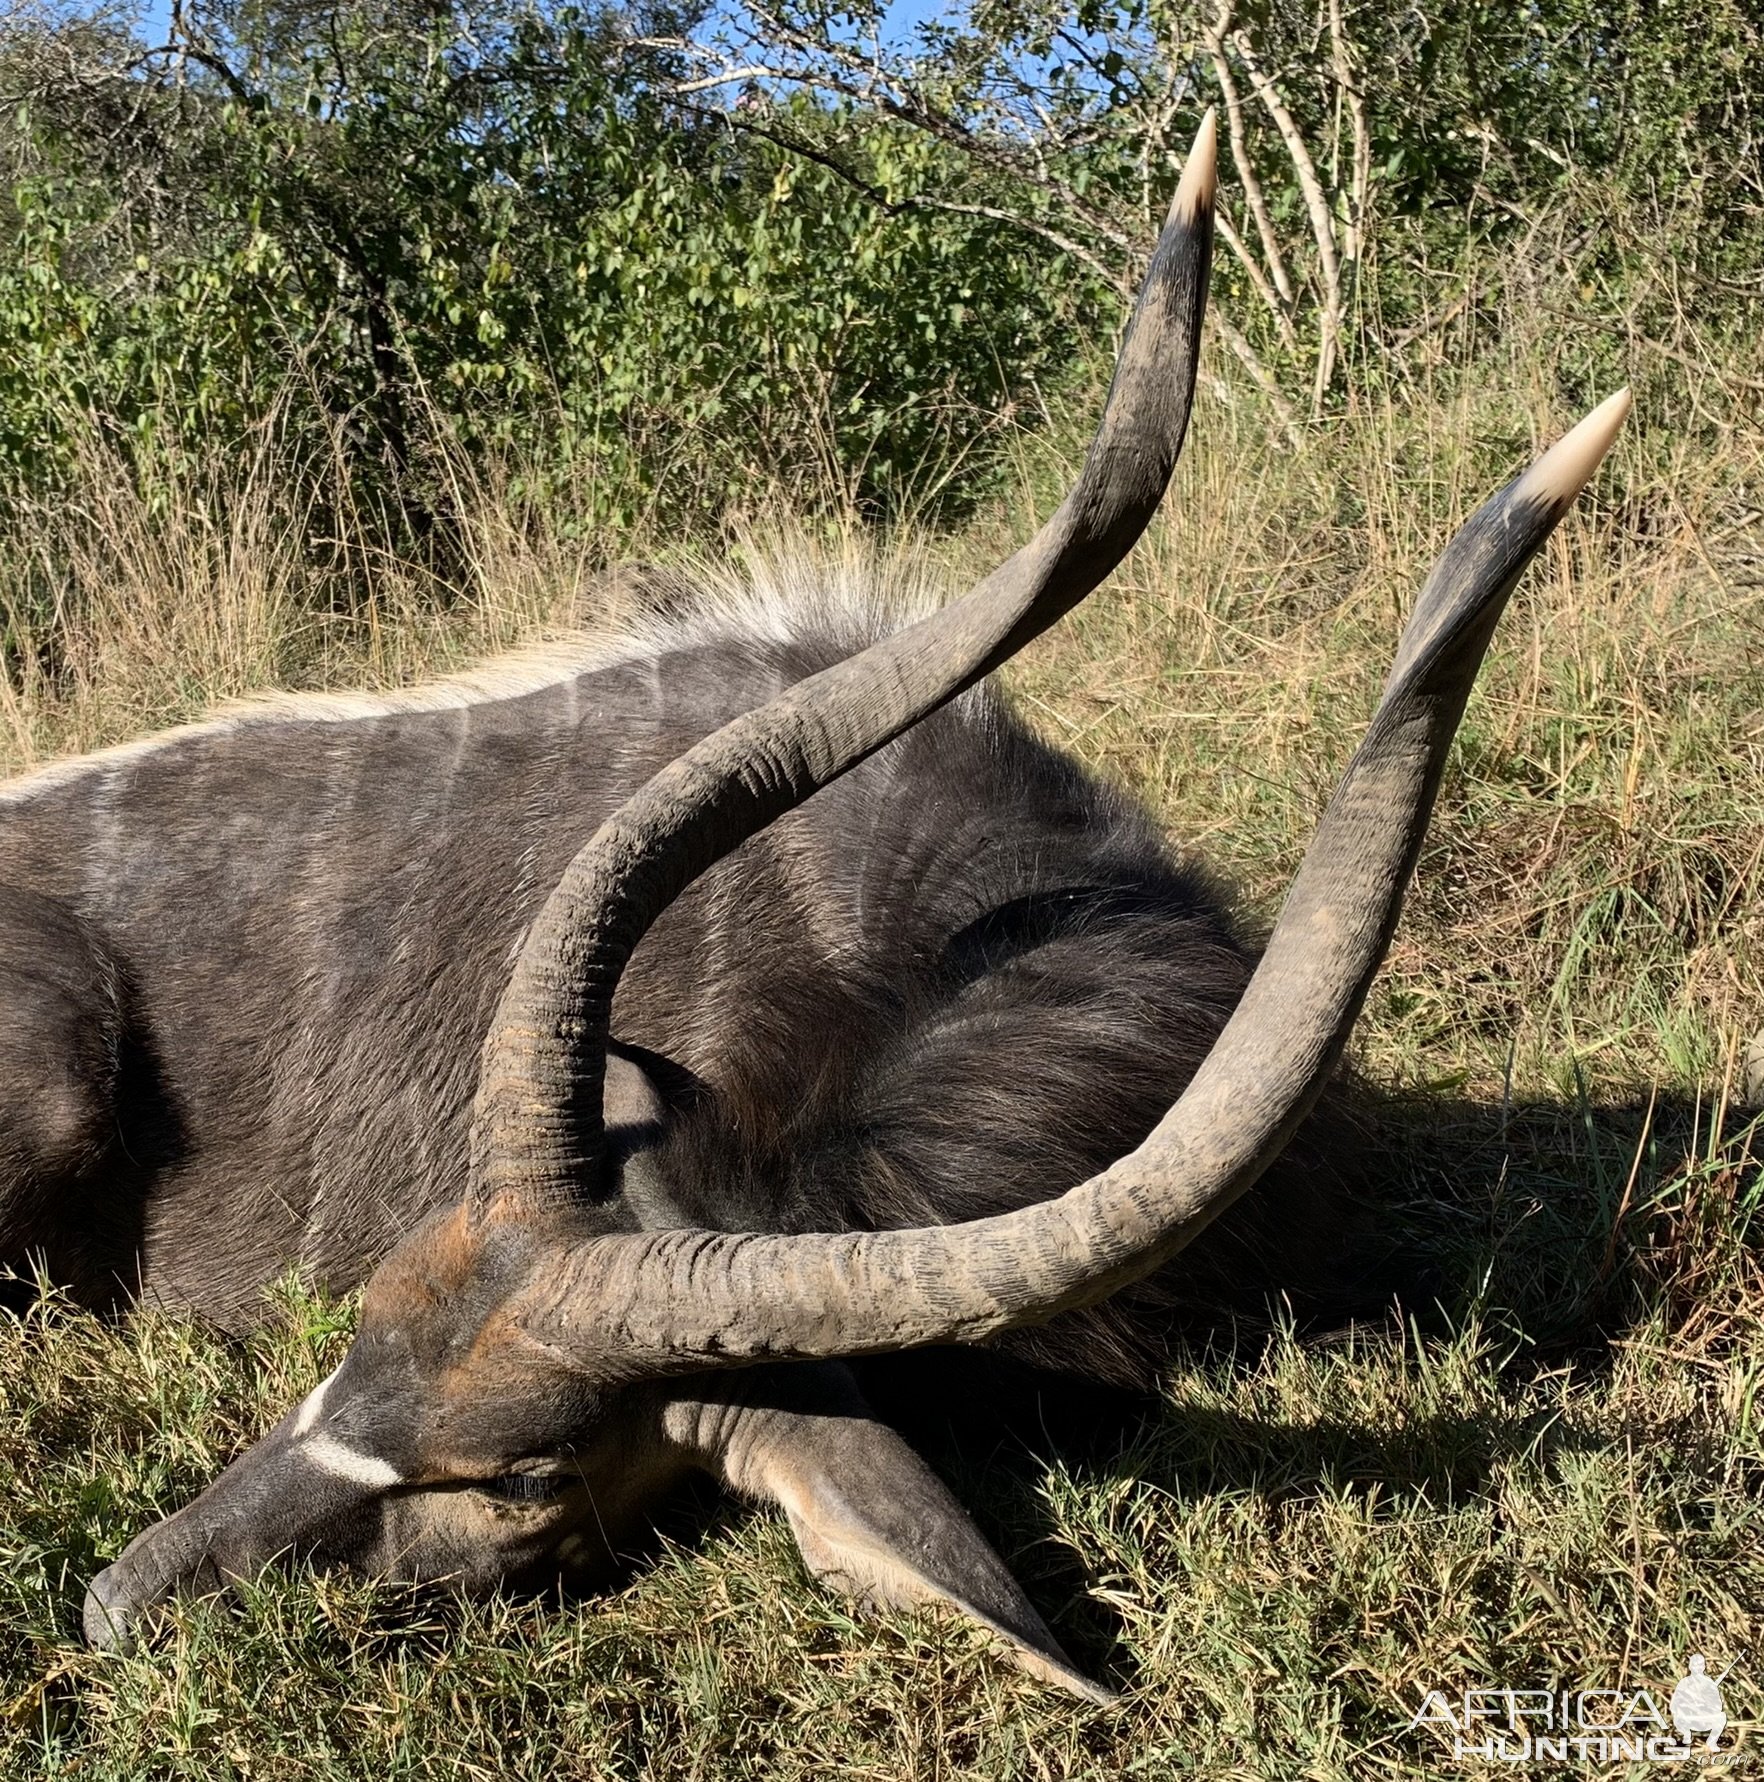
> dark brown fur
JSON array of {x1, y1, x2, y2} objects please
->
[{"x1": 0, "y1": 590, "x2": 1389, "y2": 1384}]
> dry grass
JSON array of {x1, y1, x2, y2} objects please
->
[{"x1": 2, "y1": 344, "x2": 1762, "y2": 1778}]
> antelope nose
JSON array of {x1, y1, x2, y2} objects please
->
[{"x1": 82, "y1": 1562, "x2": 144, "y2": 1653}]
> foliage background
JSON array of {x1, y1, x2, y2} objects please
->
[{"x1": 2, "y1": 0, "x2": 1759, "y2": 543}]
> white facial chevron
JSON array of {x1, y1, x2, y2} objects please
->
[
  {"x1": 300, "y1": 1433, "x2": 403, "y2": 1490},
  {"x1": 288, "y1": 1366, "x2": 402, "y2": 1487},
  {"x1": 291, "y1": 1367, "x2": 339, "y2": 1437}
]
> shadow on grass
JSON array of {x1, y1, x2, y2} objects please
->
[
  {"x1": 852, "y1": 1082, "x2": 1762, "y2": 1688},
  {"x1": 17, "y1": 1085, "x2": 1760, "y2": 1713}
]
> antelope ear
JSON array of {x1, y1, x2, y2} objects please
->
[
  {"x1": 602, "y1": 1043, "x2": 695, "y2": 1228},
  {"x1": 669, "y1": 1364, "x2": 1116, "y2": 1705},
  {"x1": 603, "y1": 1043, "x2": 668, "y2": 1137}
]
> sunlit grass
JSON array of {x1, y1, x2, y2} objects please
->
[{"x1": 2, "y1": 340, "x2": 1762, "y2": 1776}]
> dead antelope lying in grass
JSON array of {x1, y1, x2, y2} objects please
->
[{"x1": 0, "y1": 117, "x2": 1628, "y2": 1698}]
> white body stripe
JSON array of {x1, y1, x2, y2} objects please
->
[
  {"x1": 0, "y1": 540, "x2": 950, "y2": 806},
  {"x1": 0, "y1": 635, "x2": 625, "y2": 806}
]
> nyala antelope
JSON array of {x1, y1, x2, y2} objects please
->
[{"x1": 0, "y1": 117, "x2": 1629, "y2": 1698}]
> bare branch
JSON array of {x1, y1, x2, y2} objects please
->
[
  {"x1": 664, "y1": 66, "x2": 792, "y2": 97},
  {"x1": 1200, "y1": 4, "x2": 1293, "y2": 308},
  {"x1": 899, "y1": 197, "x2": 1135, "y2": 298},
  {"x1": 1214, "y1": 210, "x2": 1300, "y2": 349},
  {"x1": 677, "y1": 99, "x2": 1136, "y2": 301},
  {"x1": 1326, "y1": 0, "x2": 1371, "y2": 272},
  {"x1": 1212, "y1": 308, "x2": 1301, "y2": 441},
  {"x1": 1226, "y1": 23, "x2": 1344, "y2": 412}
]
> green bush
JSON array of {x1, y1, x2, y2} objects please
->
[{"x1": 0, "y1": 1, "x2": 1097, "y2": 549}]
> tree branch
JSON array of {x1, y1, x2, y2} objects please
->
[
  {"x1": 1227, "y1": 22, "x2": 1346, "y2": 412},
  {"x1": 1201, "y1": 3, "x2": 1293, "y2": 309}
]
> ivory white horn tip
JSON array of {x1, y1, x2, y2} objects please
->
[
  {"x1": 1519, "y1": 387, "x2": 1632, "y2": 508},
  {"x1": 1171, "y1": 109, "x2": 1219, "y2": 224}
]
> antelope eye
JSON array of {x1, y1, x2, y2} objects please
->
[{"x1": 482, "y1": 1472, "x2": 568, "y2": 1503}]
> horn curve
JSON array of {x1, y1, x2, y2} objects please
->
[
  {"x1": 514, "y1": 390, "x2": 1634, "y2": 1367},
  {"x1": 469, "y1": 111, "x2": 1221, "y2": 1215}
]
